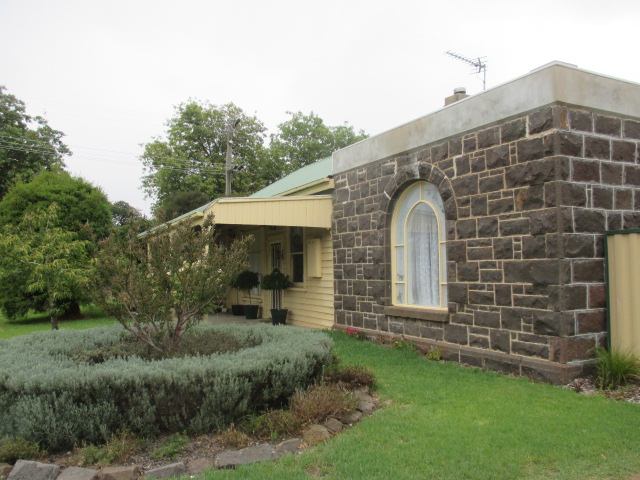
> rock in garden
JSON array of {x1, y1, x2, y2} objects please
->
[
  {"x1": 358, "y1": 401, "x2": 376, "y2": 414},
  {"x1": 186, "y1": 458, "x2": 215, "y2": 475},
  {"x1": 144, "y1": 462, "x2": 186, "y2": 479},
  {"x1": 57, "y1": 466, "x2": 100, "y2": 480},
  {"x1": 273, "y1": 438, "x2": 304, "y2": 458},
  {"x1": 352, "y1": 389, "x2": 375, "y2": 404},
  {"x1": 303, "y1": 425, "x2": 331, "y2": 446},
  {"x1": 325, "y1": 417, "x2": 345, "y2": 434},
  {"x1": 7, "y1": 460, "x2": 60, "y2": 480},
  {"x1": 338, "y1": 411, "x2": 363, "y2": 424},
  {"x1": 98, "y1": 465, "x2": 142, "y2": 480},
  {"x1": 215, "y1": 444, "x2": 274, "y2": 469}
]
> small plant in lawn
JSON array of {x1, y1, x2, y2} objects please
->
[
  {"x1": 345, "y1": 327, "x2": 366, "y2": 341},
  {"x1": 217, "y1": 425, "x2": 251, "y2": 449},
  {"x1": 149, "y1": 433, "x2": 189, "y2": 460},
  {"x1": 0, "y1": 437, "x2": 42, "y2": 465},
  {"x1": 72, "y1": 431, "x2": 143, "y2": 467},
  {"x1": 391, "y1": 334, "x2": 415, "y2": 352},
  {"x1": 426, "y1": 347, "x2": 442, "y2": 361},
  {"x1": 593, "y1": 346, "x2": 640, "y2": 390}
]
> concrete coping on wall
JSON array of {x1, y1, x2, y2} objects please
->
[{"x1": 332, "y1": 61, "x2": 640, "y2": 174}]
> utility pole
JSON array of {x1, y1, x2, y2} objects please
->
[{"x1": 225, "y1": 119, "x2": 241, "y2": 196}]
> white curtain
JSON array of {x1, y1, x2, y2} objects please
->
[{"x1": 407, "y1": 203, "x2": 439, "y2": 307}]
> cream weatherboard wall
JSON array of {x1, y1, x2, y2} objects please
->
[
  {"x1": 284, "y1": 229, "x2": 334, "y2": 329},
  {"x1": 223, "y1": 225, "x2": 334, "y2": 330}
]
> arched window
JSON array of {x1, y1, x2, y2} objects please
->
[{"x1": 391, "y1": 181, "x2": 447, "y2": 309}]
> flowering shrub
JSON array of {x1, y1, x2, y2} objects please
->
[
  {"x1": 345, "y1": 327, "x2": 366, "y2": 341},
  {"x1": 391, "y1": 334, "x2": 415, "y2": 352},
  {"x1": 92, "y1": 216, "x2": 251, "y2": 354}
]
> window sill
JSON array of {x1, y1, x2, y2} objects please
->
[{"x1": 384, "y1": 305, "x2": 449, "y2": 323}]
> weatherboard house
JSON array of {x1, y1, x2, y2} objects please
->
[{"x1": 178, "y1": 62, "x2": 640, "y2": 383}]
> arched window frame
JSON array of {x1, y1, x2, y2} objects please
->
[{"x1": 391, "y1": 181, "x2": 447, "y2": 309}]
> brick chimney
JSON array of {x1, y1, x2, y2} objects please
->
[{"x1": 444, "y1": 87, "x2": 469, "y2": 106}]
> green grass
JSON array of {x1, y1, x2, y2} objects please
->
[
  {"x1": 0, "y1": 305, "x2": 117, "y2": 339},
  {"x1": 198, "y1": 332, "x2": 640, "y2": 480}
]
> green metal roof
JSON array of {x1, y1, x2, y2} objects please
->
[{"x1": 250, "y1": 156, "x2": 332, "y2": 198}]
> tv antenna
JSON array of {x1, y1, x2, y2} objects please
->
[{"x1": 445, "y1": 51, "x2": 488, "y2": 90}]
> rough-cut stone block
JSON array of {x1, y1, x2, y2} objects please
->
[
  {"x1": 8, "y1": 461, "x2": 60, "y2": 480},
  {"x1": 573, "y1": 209, "x2": 605, "y2": 233},
  {"x1": 557, "y1": 131, "x2": 583, "y2": 156},
  {"x1": 216, "y1": 445, "x2": 275, "y2": 469},
  {"x1": 594, "y1": 114, "x2": 621, "y2": 136},
  {"x1": 444, "y1": 323, "x2": 468, "y2": 344},
  {"x1": 58, "y1": 467, "x2": 100, "y2": 480},
  {"x1": 517, "y1": 136, "x2": 553, "y2": 162},
  {"x1": 144, "y1": 463, "x2": 186, "y2": 479},
  {"x1": 502, "y1": 118, "x2": 526, "y2": 142},
  {"x1": 490, "y1": 330, "x2": 510, "y2": 352},
  {"x1": 572, "y1": 259, "x2": 604, "y2": 282},
  {"x1": 550, "y1": 337, "x2": 595, "y2": 363},
  {"x1": 569, "y1": 109, "x2": 592, "y2": 131},
  {"x1": 584, "y1": 136, "x2": 610, "y2": 160},
  {"x1": 475, "y1": 310, "x2": 500, "y2": 328},
  {"x1": 529, "y1": 107, "x2": 554, "y2": 134},
  {"x1": 335, "y1": 410, "x2": 362, "y2": 426},
  {"x1": 572, "y1": 159, "x2": 600, "y2": 182},
  {"x1": 457, "y1": 262, "x2": 479, "y2": 282},
  {"x1": 623, "y1": 119, "x2": 640, "y2": 139},
  {"x1": 186, "y1": 458, "x2": 215, "y2": 476},
  {"x1": 511, "y1": 341, "x2": 549, "y2": 359},
  {"x1": 488, "y1": 198, "x2": 514, "y2": 215},
  {"x1": 601, "y1": 162, "x2": 623, "y2": 185},
  {"x1": 98, "y1": 466, "x2": 142, "y2": 480},
  {"x1": 274, "y1": 438, "x2": 305, "y2": 458},
  {"x1": 499, "y1": 218, "x2": 529, "y2": 236},
  {"x1": 576, "y1": 311, "x2": 606, "y2": 334},
  {"x1": 477, "y1": 217, "x2": 499, "y2": 238},
  {"x1": 612, "y1": 140, "x2": 636, "y2": 162},
  {"x1": 303, "y1": 425, "x2": 331, "y2": 446}
]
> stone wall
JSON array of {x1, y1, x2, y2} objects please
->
[{"x1": 332, "y1": 103, "x2": 640, "y2": 383}]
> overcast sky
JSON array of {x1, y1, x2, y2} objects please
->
[{"x1": 1, "y1": 0, "x2": 639, "y2": 216}]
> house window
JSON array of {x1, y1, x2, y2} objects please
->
[
  {"x1": 290, "y1": 226, "x2": 304, "y2": 283},
  {"x1": 392, "y1": 181, "x2": 447, "y2": 308}
]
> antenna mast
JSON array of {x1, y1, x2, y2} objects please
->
[{"x1": 445, "y1": 50, "x2": 488, "y2": 90}]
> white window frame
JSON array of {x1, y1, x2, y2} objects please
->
[{"x1": 391, "y1": 181, "x2": 447, "y2": 309}]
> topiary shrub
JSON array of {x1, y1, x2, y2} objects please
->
[{"x1": 0, "y1": 323, "x2": 333, "y2": 451}]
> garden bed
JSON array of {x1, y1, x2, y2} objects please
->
[{"x1": 0, "y1": 323, "x2": 333, "y2": 451}]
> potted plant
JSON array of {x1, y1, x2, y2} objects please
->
[
  {"x1": 233, "y1": 270, "x2": 261, "y2": 319},
  {"x1": 230, "y1": 275, "x2": 245, "y2": 316},
  {"x1": 260, "y1": 268, "x2": 293, "y2": 325}
]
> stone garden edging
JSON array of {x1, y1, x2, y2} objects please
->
[{"x1": 1, "y1": 390, "x2": 383, "y2": 480}]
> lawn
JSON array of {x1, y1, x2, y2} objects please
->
[
  {"x1": 0, "y1": 306, "x2": 118, "y2": 339},
  {"x1": 201, "y1": 332, "x2": 640, "y2": 480}
]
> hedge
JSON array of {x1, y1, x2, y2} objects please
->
[{"x1": 0, "y1": 324, "x2": 334, "y2": 451}]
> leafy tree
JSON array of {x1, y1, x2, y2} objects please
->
[
  {"x1": 0, "y1": 204, "x2": 92, "y2": 330},
  {"x1": 141, "y1": 101, "x2": 274, "y2": 216},
  {"x1": 268, "y1": 111, "x2": 368, "y2": 175},
  {"x1": 154, "y1": 190, "x2": 211, "y2": 223},
  {"x1": 0, "y1": 170, "x2": 112, "y2": 241},
  {"x1": 92, "y1": 217, "x2": 252, "y2": 354},
  {"x1": 0, "y1": 170, "x2": 112, "y2": 319},
  {"x1": 110, "y1": 200, "x2": 144, "y2": 227},
  {"x1": 0, "y1": 86, "x2": 70, "y2": 200}
]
